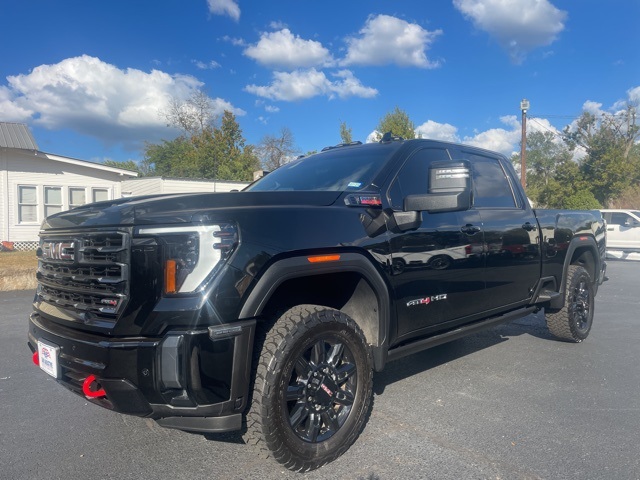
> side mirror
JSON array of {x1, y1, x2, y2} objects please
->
[
  {"x1": 404, "y1": 161, "x2": 472, "y2": 213},
  {"x1": 625, "y1": 218, "x2": 640, "y2": 227}
]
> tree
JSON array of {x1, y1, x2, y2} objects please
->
[
  {"x1": 163, "y1": 90, "x2": 217, "y2": 136},
  {"x1": 563, "y1": 190, "x2": 602, "y2": 210},
  {"x1": 257, "y1": 127, "x2": 299, "y2": 171},
  {"x1": 511, "y1": 131, "x2": 574, "y2": 205},
  {"x1": 144, "y1": 136, "x2": 196, "y2": 177},
  {"x1": 102, "y1": 159, "x2": 146, "y2": 175},
  {"x1": 215, "y1": 111, "x2": 260, "y2": 181},
  {"x1": 339, "y1": 121, "x2": 353, "y2": 144},
  {"x1": 609, "y1": 184, "x2": 640, "y2": 209},
  {"x1": 536, "y1": 159, "x2": 598, "y2": 209},
  {"x1": 144, "y1": 109, "x2": 259, "y2": 181},
  {"x1": 564, "y1": 105, "x2": 640, "y2": 205},
  {"x1": 376, "y1": 106, "x2": 416, "y2": 140}
]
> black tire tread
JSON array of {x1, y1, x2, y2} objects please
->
[
  {"x1": 243, "y1": 304, "x2": 373, "y2": 472},
  {"x1": 546, "y1": 265, "x2": 593, "y2": 342}
]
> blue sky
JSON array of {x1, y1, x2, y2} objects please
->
[{"x1": 1, "y1": 0, "x2": 638, "y2": 166}]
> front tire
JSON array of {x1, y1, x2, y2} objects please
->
[
  {"x1": 245, "y1": 305, "x2": 373, "y2": 472},
  {"x1": 546, "y1": 265, "x2": 594, "y2": 342}
]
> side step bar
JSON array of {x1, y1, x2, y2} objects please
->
[{"x1": 387, "y1": 307, "x2": 536, "y2": 363}]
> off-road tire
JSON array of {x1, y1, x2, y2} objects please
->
[
  {"x1": 546, "y1": 265, "x2": 594, "y2": 342},
  {"x1": 244, "y1": 305, "x2": 373, "y2": 472}
]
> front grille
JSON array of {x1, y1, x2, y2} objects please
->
[{"x1": 36, "y1": 231, "x2": 130, "y2": 329}]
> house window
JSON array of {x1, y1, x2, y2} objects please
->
[
  {"x1": 69, "y1": 187, "x2": 86, "y2": 208},
  {"x1": 44, "y1": 186, "x2": 62, "y2": 217},
  {"x1": 18, "y1": 185, "x2": 38, "y2": 223},
  {"x1": 92, "y1": 188, "x2": 109, "y2": 203}
]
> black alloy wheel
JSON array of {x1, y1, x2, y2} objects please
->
[
  {"x1": 285, "y1": 335, "x2": 358, "y2": 442},
  {"x1": 546, "y1": 265, "x2": 594, "y2": 342}
]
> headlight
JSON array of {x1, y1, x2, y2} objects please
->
[{"x1": 137, "y1": 224, "x2": 238, "y2": 294}]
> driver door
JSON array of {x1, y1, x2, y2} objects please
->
[{"x1": 385, "y1": 147, "x2": 486, "y2": 342}]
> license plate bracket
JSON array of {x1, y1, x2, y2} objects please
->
[{"x1": 37, "y1": 340, "x2": 60, "y2": 378}]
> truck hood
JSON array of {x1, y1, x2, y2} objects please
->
[{"x1": 41, "y1": 191, "x2": 343, "y2": 230}]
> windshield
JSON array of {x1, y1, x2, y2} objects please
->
[{"x1": 247, "y1": 143, "x2": 401, "y2": 192}]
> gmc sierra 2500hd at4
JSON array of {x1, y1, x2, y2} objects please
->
[{"x1": 28, "y1": 136, "x2": 607, "y2": 471}]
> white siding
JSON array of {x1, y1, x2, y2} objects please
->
[
  {"x1": 120, "y1": 178, "x2": 162, "y2": 197},
  {"x1": 2, "y1": 150, "x2": 249, "y2": 244},
  {"x1": 122, "y1": 178, "x2": 248, "y2": 196},
  {"x1": 3, "y1": 149, "x2": 130, "y2": 242},
  {"x1": 1, "y1": 149, "x2": 8, "y2": 241}
]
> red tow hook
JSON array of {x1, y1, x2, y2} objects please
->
[
  {"x1": 32, "y1": 351, "x2": 39, "y2": 366},
  {"x1": 82, "y1": 374, "x2": 106, "y2": 398}
]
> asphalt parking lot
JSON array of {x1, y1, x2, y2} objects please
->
[{"x1": 1, "y1": 260, "x2": 639, "y2": 479}]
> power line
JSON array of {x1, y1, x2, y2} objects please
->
[
  {"x1": 527, "y1": 118, "x2": 587, "y2": 154},
  {"x1": 531, "y1": 110, "x2": 635, "y2": 121}
]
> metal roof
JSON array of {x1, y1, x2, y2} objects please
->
[{"x1": 0, "y1": 122, "x2": 39, "y2": 150}]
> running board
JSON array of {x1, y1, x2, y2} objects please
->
[{"x1": 387, "y1": 307, "x2": 536, "y2": 363}]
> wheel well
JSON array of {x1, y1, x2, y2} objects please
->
[
  {"x1": 260, "y1": 272, "x2": 382, "y2": 349},
  {"x1": 570, "y1": 247, "x2": 596, "y2": 283}
]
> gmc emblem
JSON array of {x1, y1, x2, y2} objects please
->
[{"x1": 41, "y1": 241, "x2": 74, "y2": 261}]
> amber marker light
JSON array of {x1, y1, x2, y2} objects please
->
[
  {"x1": 307, "y1": 254, "x2": 341, "y2": 263},
  {"x1": 165, "y1": 259, "x2": 178, "y2": 294}
]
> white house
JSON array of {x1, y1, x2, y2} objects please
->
[
  {"x1": 1, "y1": 123, "x2": 138, "y2": 248},
  {"x1": 1, "y1": 123, "x2": 251, "y2": 250},
  {"x1": 121, "y1": 177, "x2": 247, "y2": 197}
]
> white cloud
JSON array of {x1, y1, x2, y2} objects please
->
[
  {"x1": 264, "y1": 105, "x2": 280, "y2": 113},
  {"x1": 582, "y1": 100, "x2": 603, "y2": 115},
  {"x1": 330, "y1": 70, "x2": 378, "y2": 99},
  {"x1": 526, "y1": 117, "x2": 560, "y2": 136},
  {"x1": 627, "y1": 86, "x2": 640, "y2": 104},
  {"x1": 222, "y1": 35, "x2": 246, "y2": 47},
  {"x1": 415, "y1": 120, "x2": 459, "y2": 142},
  {"x1": 462, "y1": 115, "x2": 522, "y2": 157},
  {"x1": 244, "y1": 29, "x2": 333, "y2": 69},
  {"x1": 269, "y1": 20, "x2": 287, "y2": 30},
  {"x1": 207, "y1": 0, "x2": 240, "y2": 21},
  {"x1": 3, "y1": 55, "x2": 242, "y2": 149},
  {"x1": 453, "y1": 0, "x2": 567, "y2": 63},
  {"x1": 244, "y1": 68, "x2": 377, "y2": 101},
  {"x1": 192, "y1": 59, "x2": 221, "y2": 70},
  {"x1": 342, "y1": 14, "x2": 442, "y2": 68},
  {"x1": 0, "y1": 85, "x2": 32, "y2": 122},
  {"x1": 245, "y1": 69, "x2": 328, "y2": 101},
  {"x1": 366, "y1": 130, "x2": 381, "y2": 143}
]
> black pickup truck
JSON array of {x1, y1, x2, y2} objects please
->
[{"x1": 28, "y1": 137, "x2": 606, "y2": 471}]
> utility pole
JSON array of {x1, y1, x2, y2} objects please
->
[{"x1": 520, "y1": 99, "x2": 529, "y2": 189}]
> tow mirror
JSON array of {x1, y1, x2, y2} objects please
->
[{"x1": 404, "y1": 161, "x2": 472, "y2": 213}]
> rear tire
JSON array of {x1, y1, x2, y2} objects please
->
[
  {"x1": 244, "y1": 305, "x2": 373, "y2": 472},
  {"x1": 546, "y1": 265, "x2": 594, "y2": 342}
]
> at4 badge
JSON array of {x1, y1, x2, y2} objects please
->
[{"x1": 407, "y1": 294, "x2": 448, "y2": 307}]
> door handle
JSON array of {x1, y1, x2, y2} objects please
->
[
  {"x1": 522, "y1": 222, "x2": 537, "y2": 232},
  {"x1": 461, "y1": 224, "x2": 481, "y2": 235}
]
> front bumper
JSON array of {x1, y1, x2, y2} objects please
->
[{"x1": 28, "y1": 312, "x2": 255, "y2": 432}]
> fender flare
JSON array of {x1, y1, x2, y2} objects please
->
[
  {"x1": 239, "y1": 252, "x2": 392, "y2": 370},
  {"x1": 549, "y1": 235, "x2": 602, "y2": 310}
]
